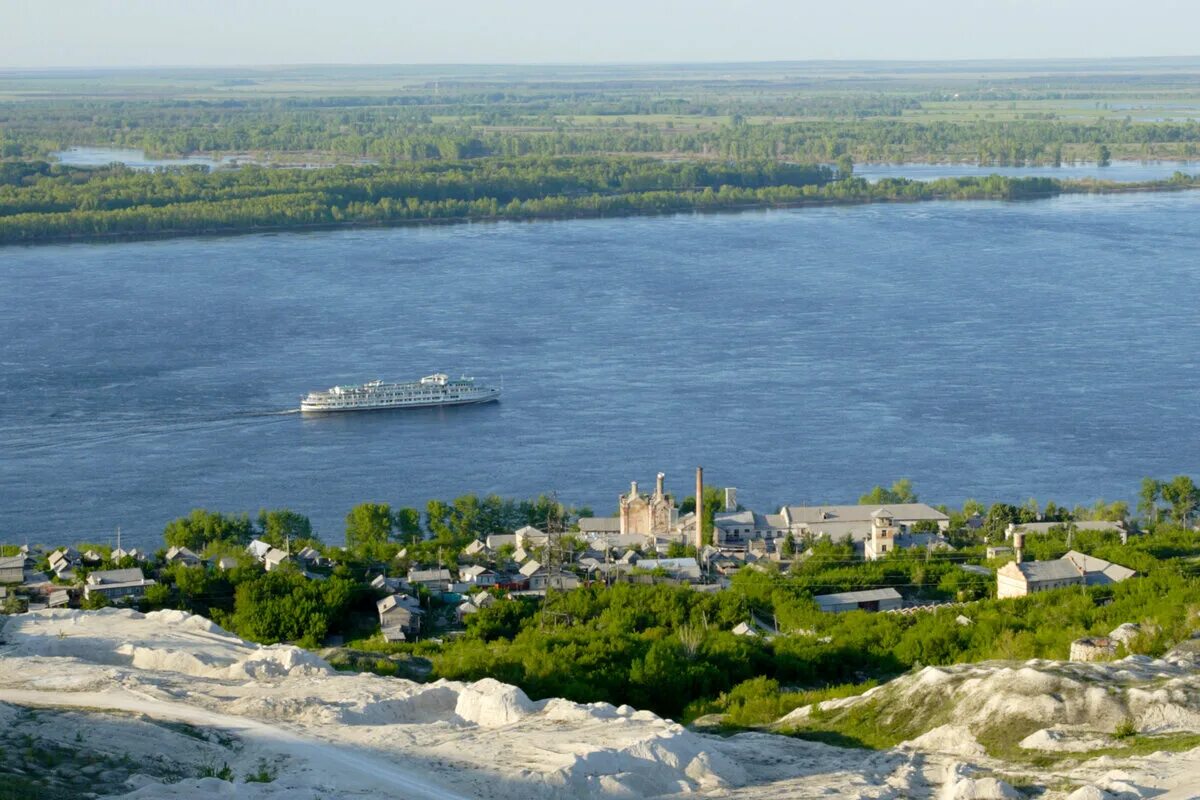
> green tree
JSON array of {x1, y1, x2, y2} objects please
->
[
  {"x1": 1138, "y1": 478, "x2": 1162, "y2": 527},
  {"x1": 394, "y1": 507, "x2": 423, "y2": 542},
  {"x1": 859, "y1": 479, "x2": 917, "y2": 505},
  {"x1": 163, "y1": 509, "x2": 254, "y2": 551},
  {"x1": 256, "y1": 509, "x2": 314, "y2": 549},
  {"x1": 345, "y1": 503, "x2": 393, "y2": 553},
  {"x1": 836, "y1": 153, "x2": 854, "y2": 180},
  {"x1": 1097, "y1": 143, "x2": 1112, "y2": 167},
  {"x1": 1160, "y1": 475, "x2": 1198, "y2": 525}
]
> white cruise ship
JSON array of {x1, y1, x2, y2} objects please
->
[{"x1": 300, "y1": 373, "x2": 500, "y2": 413}]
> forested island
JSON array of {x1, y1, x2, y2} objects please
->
[{"x1": 1, "y1": 158, "x2": 1197, "y2": 245}]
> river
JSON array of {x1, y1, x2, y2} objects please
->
[{"x1": 2, "y1": 190, "x2": 1198, "y2": 548}]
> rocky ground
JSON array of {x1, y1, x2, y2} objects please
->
[{"x1": 0, "y1": 609, "x2": 1198, "y2": 799}]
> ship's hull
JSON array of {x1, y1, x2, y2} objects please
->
[{"x1": 300, "y1": 391, "x2": 500, "y2": 414}]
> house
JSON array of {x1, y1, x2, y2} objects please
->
[
  {"x1": 463, "y1": 540, "x2": 489, "y2": 557},
  {"x1": 512, "y1": 546, "x2": 532, "y2": 564},
  {"x1": 83, "y1": 568, "x2": 155, "y2": 601},
  {"x1": 996, "y1": 559, "x2": 1085, "y2": 598},
  {"x1": 781, "y1": 503, "x2": 950, "y2": 544},
  {"x1": 111, "y1": 547, "x2": 144, "y2": 563},
  {"x1": 813, "y1": 588, "x2": 904, "y2": 613},
  {"x1": 485, "y1": 533, "x2": 517, "y2": 550},
  {"x1": 0, "y1": 555, "x2": 24, "y2": 584},
  {"x1": 164, "y1": 546, "x2": 202, "y2": 567},
  {"x1": 47, "y1": 588, "x2": 70, "y2": 608},
  {"x1": 370, "y1": 574, "x2": 404, "y2": 593},
  {"x1": 262, "y1": 548, "x2": 292, "y2": 572},
  {"x1": 635, "y1": 557, "x2": 702, "y2": 582},
  {"x1": 377, "y1": 594, "x2": 423, "y2": 641},
  {"x1": 82, "y1": 549, "x2": 103, "y2": 565},
  {"x1": 246, "y1": 539, "x2": 273, "y2": 561},
  {"x1": 514, "y1": 526, "x2": 549, "y2": 549},
  {"x1": 517, "y1": 560, "x2": 579, "y2": 591},
  {"x1": 460, "y1": 565, "x2": 499, "y2": 586},
  {"x1": 455, "y1": 599, "x2": 480, "y2": 623},
  {"x1": 295, "y1": 546, "x2": 327, "y2": 568},
  {"x1": 986, "y1": 545, "x2": 1014, "y2": 559},
  {"x1": 213, "y1": 556, "x2": 239, "y2": 571},
  {"x1": 407, "y1": 568, "x2": 452, "y2": 591}
]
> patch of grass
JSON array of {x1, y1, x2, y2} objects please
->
[
  {"x1": 198, "y1": 761, "x2": 234, "y2": 781},
  {"x1": 244, "y1": 758, "x2": 278, "y2": 783},
  {"x1": 1113, "y1": 716, "x2": 1137, "y2": 739}
]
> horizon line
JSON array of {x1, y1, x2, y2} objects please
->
[{"x1": 4, "y1": 54, "x2": 1200, "y2": 74}]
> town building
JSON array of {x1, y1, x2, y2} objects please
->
[
  {"x1": 514, "y1": 526, "x2": 549, "y2": 549},
  {"x1": 262, "y1": 548, "x2": 291, "y2": 572},
  {"x1": 862, "y1": 509, "x2": 898, "y2": 561},
  {"x1": 377, "y1": 594, "x2": 423, "y2": 641},
  {"x1": 460, "y1": 565, "x2": 500, "y2": 586},
  {"x1": 712, "y1": 509, "x2": 790, "y2": 549},
  {"x1": 485, "y1": 533, "x2": 518, "y2": 550},
  {"x1": 407, "y1": 567, "x2": 453, "y2": 591},
  {"x1": 618, "y1": 474, "x2": 677, "y2": 538},
  {"x1": 634, "y1": 557, "x2": 702, "y2": 582},
  {"x1": 1007, "y1": 520, "x2": 1128, "y2": 539},
  {"x1": 812, "y1": 588, "x2": 904, "y2": 613},
  {"x1": 83, "y1": 568, "x2": 155, "y2": 602},
  {"x1": 781, "y1": 503, "x2": 950, "y2": 543},
  {"x1": 0, "y1": 555, "x2": 24, "y2": 584},
  {"x1": 996, "y1": 550, "x2": 1136, "y2": 598},
  {"x1": 164, "y1": 546, "x2": 202, "y2": 567}
]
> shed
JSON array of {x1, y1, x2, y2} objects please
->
[{"x1": 812, "y1": 588, "x2": 903, "y2": 613}]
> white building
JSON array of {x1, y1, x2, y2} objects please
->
[{"x1": 997, "y1": 550, "x2": 1136, "y2": 598}]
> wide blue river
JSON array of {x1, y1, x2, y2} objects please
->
[{"x1": 2, "y1": 191, "x2": 1199, "y2": 549}]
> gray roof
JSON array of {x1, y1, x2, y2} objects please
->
[
  {"x1": 578, "y1": 517, "x2": 621, "y2": 533},
  {"x1": 1015, "y1": 521, "x2": 1125, "y2": 534},
  {"x1": 407, "y1": 568, "x2": 451, "y2": 582},
  {"x1": 1063, "y1": 550, "x2": 1136, "y2": 584},
  {"x1": 714, "y1": 510, "x2": 789, "y2": 530},
  {"x1": 1015, "y1": 559, "x2": 1083, "y2": 583},
  {"x1": 813, "y1": 588, "x2": 902, "y2": 608},
  {"x1": 784, "y1": 503, "x2": 949, "y2": 524},
  {"x1": 0, "y1": 555, "x2": 24, "y2": 570},
  {"x1": 87, "y1": 568, "x2": 146, "y2": 585}
]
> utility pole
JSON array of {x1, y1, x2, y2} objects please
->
[{"x1": 540, "y1": 493, "x2": 572, "y2": 630}]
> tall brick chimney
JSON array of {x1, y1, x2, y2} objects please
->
[
  {"x1": 694, "y1": 466, "x2": 704, "y2": 549},
  {"x1": 656, "y1": 472, "x2": 665, "y2": 498}
]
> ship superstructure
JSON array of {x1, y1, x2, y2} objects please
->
[{"x1": 300, "y1": 373, "x2": 500, "y2": 413}]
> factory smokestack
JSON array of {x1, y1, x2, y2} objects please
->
[
  {"x1": 694, "y1": 466, "x2": 704, "y2": 549},
  {"x1": 656, "y1": 472, "x2": 665, "y2": 498}
]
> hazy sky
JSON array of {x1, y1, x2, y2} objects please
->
[{"x1": 2, "y1": 0, "x2": 1197, "y2": 68}]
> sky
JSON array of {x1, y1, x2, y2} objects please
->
[{"x1": 2, "y1": 0, "x2": 1198, "y2": 68}]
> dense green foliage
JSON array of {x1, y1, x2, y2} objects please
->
[
  {"x1": 429, "y1": 523, "x2": 1200, "y2": 720},
  {"x1": 162, "y1": 509, "x2": 255, "y2": 551}
]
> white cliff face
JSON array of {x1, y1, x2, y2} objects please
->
[{"x1": 1, "y1": 609, "x2": 1199, "y2": 799}]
